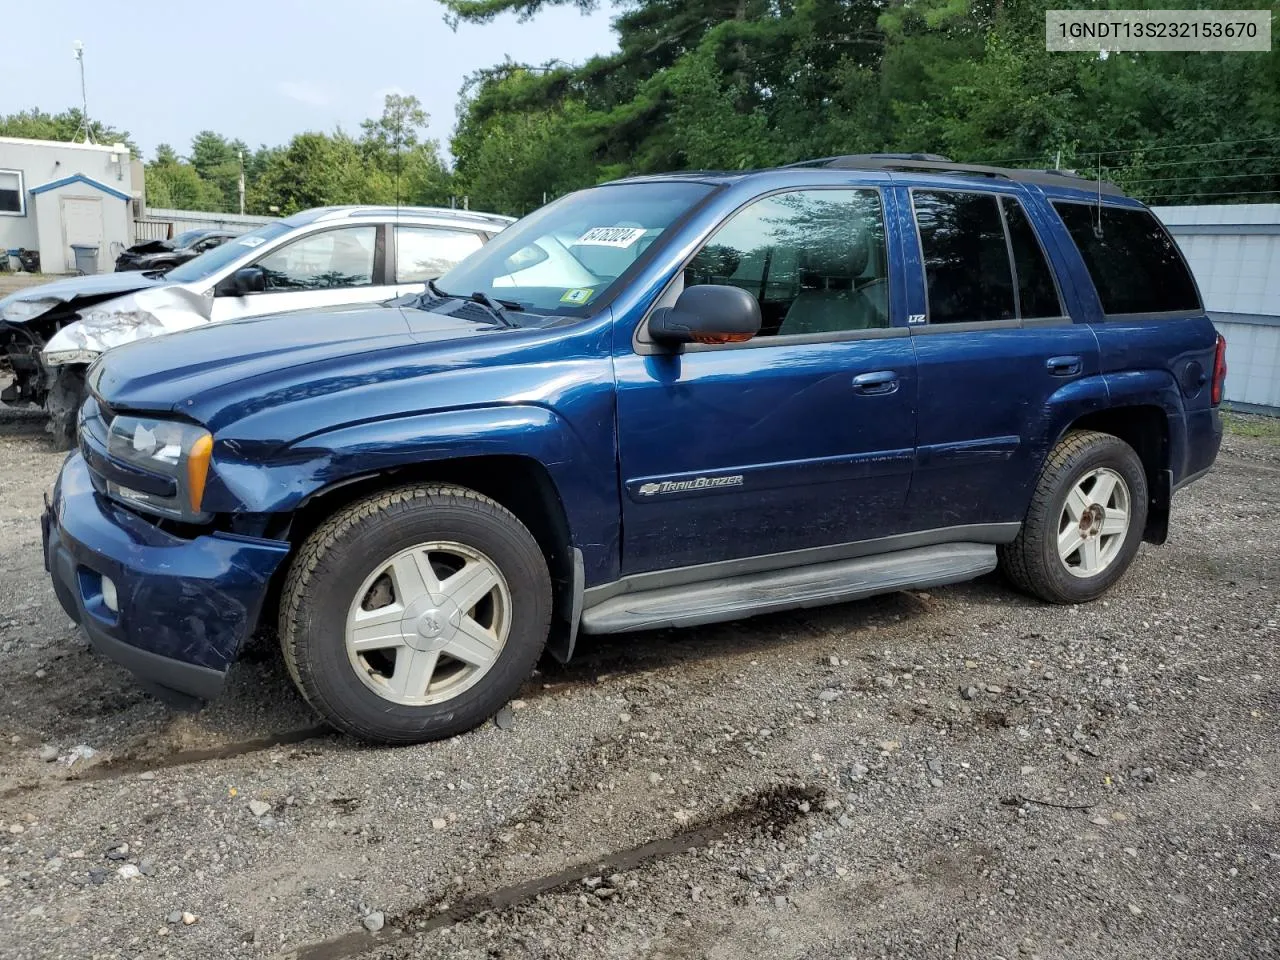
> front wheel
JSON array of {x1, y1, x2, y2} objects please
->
[
  {"x1": 999, "y1": 430, "x2": 1148, "y2": 604},
  {"x1": 45, "y1": 366, "x2": 87, "y2": 451},
  {"x1": 279, "y1": 484, "x2": 552, "y2": 744}
]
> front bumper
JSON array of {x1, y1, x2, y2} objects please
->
[{"x1": 42, "y1": 453, "x2": 291, "y2": 702}]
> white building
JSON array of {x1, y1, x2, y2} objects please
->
[
  {"x1": 0, "y1": 136, "x2": 143, "y2": 274},
  {"x1": 1155, "y1": 204, "x2": 1280, "y2": 414}
]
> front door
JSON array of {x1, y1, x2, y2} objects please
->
[
  {"x1": 902, "y1": 187, "x2": 1101, "y2": 531},
  {"x1": 614, "y1": 186, "x2": 918, "y2": 575},
  {"x1": 210, "y1": 224, "x2": 388, "y2": 323}
]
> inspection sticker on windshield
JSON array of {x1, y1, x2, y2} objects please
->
[
  {"x1": 574, "y1": 226, "x2": 647, "y2": 248},
  {"x1": 238, "y1": 236, "x2": 267, "y2": 247},
  {"x1": 560, "y1": 287, "x2": 595, "y2": 305}
]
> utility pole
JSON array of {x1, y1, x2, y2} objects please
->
[
  {"x1": 72, "y1": 41, "x2": 93, "y2": 144},
  {"x1": 238, "y1": 150, "x2": 246, "y2": 215}
]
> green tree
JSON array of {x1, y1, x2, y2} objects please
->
[{"x1": 0, "y1": 107, "x2": 137, "y2": 154}]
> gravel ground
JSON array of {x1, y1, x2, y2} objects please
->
[{"x1": 0, "y1": 417, "x2": 1276, "y2": 959}]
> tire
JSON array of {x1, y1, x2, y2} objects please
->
[
  {"x1": 999, "y1": 430, "x2": 1148, "y2": 605},
  {"x1": 45, "y1": 366, "x2": 86, "y2": 451},
  {"x1": 278, "y1": 484, "x2": 552, "y2": 744}
]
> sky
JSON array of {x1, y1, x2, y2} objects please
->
[{"x1": 0, "y1": 0, "x2": 619, "y2": 161}]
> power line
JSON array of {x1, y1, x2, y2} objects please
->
[
  {"x1": 989, "y1": 134, "x2": 1280, "y2": 167},
  {"x1": 1139, "y1": 188, "x2": 1280, "y2": 201},
  {"x1": 1073, "y1": 153, "x2": 1280, "y2": 173},
  {"x1": 1123, "y1": 169, "x2": 1280, "y2": 185}
]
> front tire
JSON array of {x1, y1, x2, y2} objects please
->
[
  {"x1": 279, "y1": 484, "x2": 552, "y2": 744},
  {"x1": 45, "y1": 366, "x2": 86, "y2": 451},
  {"x1": 1000, "y1": 430, "x2": 1148, "y2": 604}
]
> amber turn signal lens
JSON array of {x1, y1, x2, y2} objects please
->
[{"x1": 186, "y1": 433, "x2": 214, "y2": 512}]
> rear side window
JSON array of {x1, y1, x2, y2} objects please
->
[
  {"x1": 912, "y1": 191, "x2": 1015, "y2": 324},
  {"x1": 1053, "y1": 203, "x2": 1200, "y2": 315},
  {"x1": 1002, "y1": 198, "x2": 1063, "y2": 319}
]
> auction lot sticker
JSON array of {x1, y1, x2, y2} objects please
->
[
  {"x1": 575, "y1": 226, "x2": 648, "y2": 248},
  {"x1": 1046, "y1": 10, "x2": 1271, "y2": 52}
]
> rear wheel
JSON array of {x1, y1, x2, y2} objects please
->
[
  {"x1": 999, "y1": 430, "x2": 1148, "y2": 604},
  {"x1": 279, "y1": 484, "x2": 552, "y2": 744}
]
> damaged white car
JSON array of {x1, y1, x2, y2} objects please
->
[{"x1": 0, "y1": 204, "x2": 513, "y2": 446}]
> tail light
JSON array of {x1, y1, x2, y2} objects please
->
[{"x1": 1211, "y1": 333, "x2": 1227, "y2": 406}]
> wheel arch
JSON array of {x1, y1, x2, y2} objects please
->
[
  {"x1": 1058, "y1": 404, "x2": 1174, "y2": 544},
  {"x1": 275, "y1": 453, "x2": 580, "y2": 661}
]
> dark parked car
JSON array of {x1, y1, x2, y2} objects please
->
[
  {"x1": 114, "y1": 229, "x2": 239, "y2": 272},
  {"x1": 44, "y1": 155, "x2": 1224, "y2": 745}
]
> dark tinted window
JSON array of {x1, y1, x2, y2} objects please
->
[
  {"x1": 1053, "y1": 203, "x2": 1200, "y2": 314},
  {"x1": 686, "y1": 189, "x2": 890, "y2": 337},
  {"x1": 913, "y1": 191, "x2": 1014, "y2": 324},
  {"x1": 1002, "y1": 198, "x2": 1063, "y2": 319},
  {"x1": 0, "y1": 171, "x2": 22, "y2": 214}
]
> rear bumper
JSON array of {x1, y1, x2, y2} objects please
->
[{"x1": 43, "y1": 453, "x2": 291, "y2": 701}]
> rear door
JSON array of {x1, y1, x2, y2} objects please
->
[
  {"x1": 209, "y1": 224, "x2": 388, "y2": 322},
  {"x1": 614, "y1": 185, "x2": 919, "y2": 574},
  {"x1": 902, "y1": 186, "x2": 1101, "y2": 532}
]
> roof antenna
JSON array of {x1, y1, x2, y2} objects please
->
[{"x1": 1093, "y1": 152, "x2": 1105, "y2": 240}]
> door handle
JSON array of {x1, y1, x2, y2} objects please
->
[
  {"x1": 852, "y1": 370, "x2": 899, "y2": 396},
  {"x1": 1045, "y1": 355, "x2": 1082, "y2": 377}
]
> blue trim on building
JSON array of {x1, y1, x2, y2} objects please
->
[{"x1": 29, "y1": 174, "x2": 130, "y2": 202}]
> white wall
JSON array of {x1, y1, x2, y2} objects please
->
[
  {"x1": 33, "y1": 186, "x2": 130, "y2": 274},
  {"x1": 1153, "y1": 204, "x2": 1280, "y2": 414},
  {"x1": 0, "y1": 136, "x2": 136, "y2": 262}
]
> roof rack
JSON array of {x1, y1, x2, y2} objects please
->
[{"x1": 794, "y1": 154, "x2": 1125, "y2": 197}]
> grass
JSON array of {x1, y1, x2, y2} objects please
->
[{"x1": 1223, "y1": 409, "x2": 1280, "y2": 441}]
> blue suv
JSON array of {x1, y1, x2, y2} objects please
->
[{"x1": 42, "y1": 155, "x2": 1225, "y2": 743}]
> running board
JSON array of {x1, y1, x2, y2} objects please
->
[{"x1": 579, "y1": 543, "x2": 997, "y2": 634}]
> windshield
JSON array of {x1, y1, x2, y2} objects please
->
[
  {"x1": 433, "y1": 181, "x2": 717, "y2": 316},
  {"x1": 164, "y1": 221, "x2": 292, "y2": 283},
  {"x1": 170, "y1": 229, "x2": 207, "y2": 249}
]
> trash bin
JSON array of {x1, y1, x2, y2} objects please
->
[
  {"x1": 5, "y1": 249, "x2": 19, "y2": 273},
  {"x1": 70, "y1": 244, "x2": 100, "y2": 275}
]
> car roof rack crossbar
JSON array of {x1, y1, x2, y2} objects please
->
[{"x1": 793, "y1": 154, "x2": 1125, "y2": 197}]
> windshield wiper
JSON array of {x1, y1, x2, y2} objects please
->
[
  {"x1": 466, "y1": 291, "x2": 518, "y2": 327},
  {"x1": 422, "y1": 281, "x2": 521, "y2": 327}
]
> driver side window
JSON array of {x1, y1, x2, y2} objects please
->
[
  {"x1": 255, "y1": 227, "x2": 376, "y2": 291},
  {"x1": 685, "y1": 189, "x2": 889, "y2": 337}
]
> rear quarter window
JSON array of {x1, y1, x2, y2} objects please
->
[{"x1": 1053, "y1": 203, "x2": 1201, "y2": 315}]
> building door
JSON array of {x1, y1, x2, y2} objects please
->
[{"x1": 61, "y1": 196, "x2": 105, "y2": 273}]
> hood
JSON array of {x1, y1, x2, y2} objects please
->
[
  {"x1": 88, "y1": 302, "x2": 512, "y2": 427},
  {"x1": 123, "y1": 239, "x2": 176, "y2": 255},
  {"x1": 0, "y1": 272, "x2": 166, "y2": 324}
]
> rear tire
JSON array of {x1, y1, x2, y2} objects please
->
[
  {"x1": 1000, "y1": 430, "x2": 1148, "y2": 604},
  {"x1": 278, "y1": 484, "x2": 552, "y2": 744}
]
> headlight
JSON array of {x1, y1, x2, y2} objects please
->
[{"x1": 106, "y1": 416, "x2": 214, "y2": 520}]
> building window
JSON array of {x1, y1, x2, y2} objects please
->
[{"x1": 0, "y1": 170, "x2": 24, "y2": 216}]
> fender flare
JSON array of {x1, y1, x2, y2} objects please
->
[{"x1": 207, "y1": 402, "x2": 597, "y2": 537}]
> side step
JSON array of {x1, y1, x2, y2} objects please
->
[{"x1": 580, "y1": 543, "x2": 997, "y2": 635}]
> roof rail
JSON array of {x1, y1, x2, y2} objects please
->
[
  {"x1": 794, "y1": 154, "x2": 1125, "y2": 197},
  {"x1": 313, "y1": 205, "x2": 516, "y2": 224}
]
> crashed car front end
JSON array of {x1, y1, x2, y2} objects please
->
[
  {"x1": 0, "y1": 296, "x2": 76, "y2": 406},
  {"x1": 43, "y1": 286, "x2": 214, "y2": 367},
  {"x1": 0, "y1": 280, "x2": 212, "y2": 446}
]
